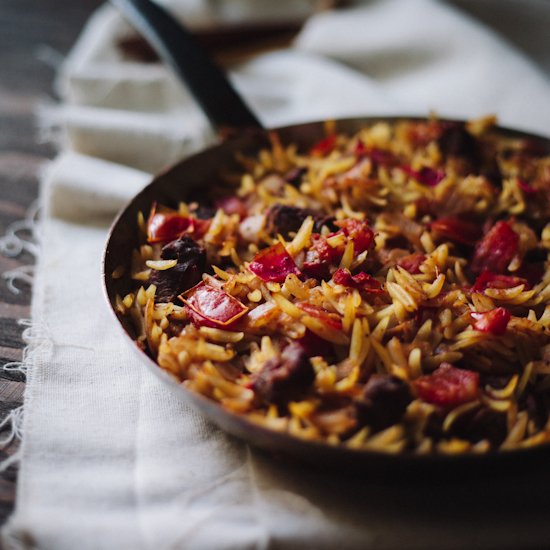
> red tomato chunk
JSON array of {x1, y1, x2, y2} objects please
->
[
  {"x1": 181, "y1": 282, "x2": 248, "y2": 328},
  {"x1": 415, "y1": 363, "x2": 479, "y2": 407},
  {"x1": 332, "y1": 268, "x2": 383, "y2": 293},
  {"x1": 147, "y1": 204, "x2": 210, "y2": 244},
  {"x1": 335, "y1": 218, "x2": 375, "y2": 254},
  {"x1": 471, "y1": 220, "x2": 519, "y2": 275},
  {"x1": 472, "y1": 270, "x2": 528, "y2": 292},
  {"x1": 471, "y1": 307, "x2": 511, "y2": 336},
  {"x1": 249, "y1": 242, "x2": 301, "y2": 283}
]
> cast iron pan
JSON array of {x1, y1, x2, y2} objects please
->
[{"x1": 103, "y1": 0, "x2": 550, "y2": 477}]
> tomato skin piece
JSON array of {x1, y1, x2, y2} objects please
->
[
  {"x1": 334, "y1": 218, "x2": 375, "y2": 254},
  {"x1": 249, "y1": 242, "x2": 301, "y2": 283},
  {"x1": 332, "y1": 268, "x2": 383, "y2": 293},
  {"x1": 471, "y1": 270, "x2": 528, "y2": 292},
  {"x1": 471, "y1": 220, "x2": 519, "y2": 275},
  {"x1": 470, "y1": 307, "x2": 511, "y2": 336},
  {"x1": 147, "y1": 212, "x2": 193, "y2": 244},
  {"x1": 147, "y1": 203, "x2": 211, "y2": 244},
  {"x1": 430, "y1": 217, "x2": 482, "y2": 245},
  {"x1": 415, "y1": 363, "x2": 479, "y2": 407},
  {"x1": 180, "y1": 282, "x2": 248, "y2": 328}
]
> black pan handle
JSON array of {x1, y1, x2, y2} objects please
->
[{"x1": 110, "y1": 0, "x2": 264, "y2": 132}]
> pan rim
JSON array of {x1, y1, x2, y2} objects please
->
[{"x1": 102, "y1": 115, "x2": 550, "y2": 475}]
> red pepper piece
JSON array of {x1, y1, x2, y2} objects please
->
[
  {"x1": 297, "y1": 303, "x2": 342, "y2": 330},
  {"x1": 471, "y1": 307, "x2": 511, "y2": 336},
  {"x1": 430, "y1": 216, "x2": 482, "y2": 245},
  {"x1": 334, "y1": 218, "x2": 375, "y2": 254},
  {"x1": 471, "y1": 270, "x2": 529, "y2": 292},
  {"x1": 402, "y1": 165, "x2": 445, "y2": 187},
  {"x1": 180, "y1": 282, "x2": 248, "y2": 328},
  {"x1": 415, "y1": 363, "x2": 479, "y2": 407},
  {"x1": 214, "y1": 196, "x2": 248, "y2": 219},
  {"x1": 249, "y1": 242, "x2": 301, "y2": 283},
  {"x1": 310, "y1": 134, "x2": 337, "y2": 157},
  {"x1": 471, "y1": 220, "x2": 519, "y2": 275},
  {"x1": 397, "y1": 253, "x2": 426, "y2": 274},
  {"x1": 332, "y1": 268, "x2": 384, "y2": 293}
]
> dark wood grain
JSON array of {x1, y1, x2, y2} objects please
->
[{"x1": 0, "y1": 0, "x2": 103, "y2": 524}]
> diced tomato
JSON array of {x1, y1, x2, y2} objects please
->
[
  {"x1": 471, "y1": 270, "x2": 529, "y2": 292},
  {"x1": 180, "y1": 282, "x2": 248, "y2": 328},
  {"x1": 415, "y1": 363, "x2": 479, "y2": 407},
  {"x1": 332, "y1": 268, "x2": 384, "y2": 293},
  {"x1": 471, "y1": 220, "x2": 519, "y2": 275},
  {"x1": 249, "y1": 242, "x2": 301, "y2": 283},
  {"x1": 430, "y1": 216, "x2": 482, "y2": 245},
  {"x1": 297, "y1": 303, "x2": 343, "y2": 330},
  {"x1": 148, "y1": 212, "x2": 192, "y2": 244},
  {"x1": 402, "y1": 165, "x2": 445, "y2": 187},
  {"x1": 471, "y1": 307, "x2": 511, "y2": 336},
  {"x1": 310, "y1": 134, "x2": 337, "y2": 157},
  {"x1": 147, "y1": 203, "x2": 210, "y2": 243},
  {"x1": 214, "y1": 196, "x2": 248, "y2": 219},
  {"x1": 334, "y1": 218, "x2": 375, "y2": 254},
  {"x1": 397, "y1": 253, "x2": 426, "y2": 274}
]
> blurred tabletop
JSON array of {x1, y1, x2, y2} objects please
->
[{"x1": 0, "y1": 0, "x2": 103, "y2": 524}]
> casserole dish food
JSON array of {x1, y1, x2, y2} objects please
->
[
  {"x1": 104, "y1": 0, "x2": 550, "y2": 472},
  {"x1": 105, "y1": 115, "x2": 550, "y2": 466}
]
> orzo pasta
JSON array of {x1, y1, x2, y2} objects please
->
[{"x1": 114, "y1": 116, "x2": 550, "y2": 455}]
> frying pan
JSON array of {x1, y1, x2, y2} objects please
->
[{"x1": 103, "y1": 0, "x2": 550, "y2": 476}]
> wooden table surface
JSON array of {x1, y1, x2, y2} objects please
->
[{"x1": 0, "y1": 0, "x2": 103, "y2": 524}]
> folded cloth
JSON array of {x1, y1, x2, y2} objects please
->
[{"x1": 3, "y1": 1, "x2": 550, "y2": 548}]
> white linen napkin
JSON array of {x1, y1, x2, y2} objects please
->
[{"x1": 3, "y1": 1, "x2": 550, "y2": 548}]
